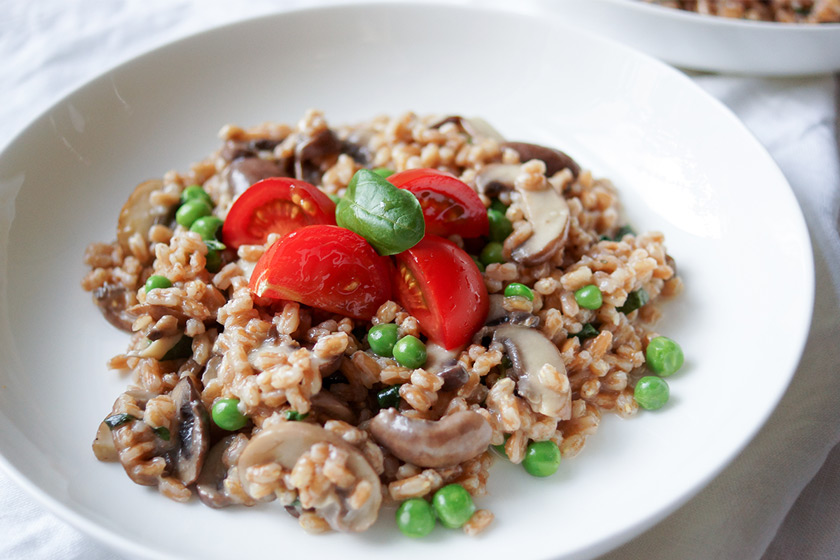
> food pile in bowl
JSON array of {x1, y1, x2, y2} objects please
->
[
  {"x1": 642, "y1": 0, "x2": 840, "y2": 22},
  {"x1": 81, "y1": 110, "x2": 684, "y2": 537}
]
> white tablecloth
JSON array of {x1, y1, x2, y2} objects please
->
[{"x1": 2, "y1": 1, "x2": 839, "y2": 558}]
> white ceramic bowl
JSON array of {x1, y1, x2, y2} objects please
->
[
  {"x1": 0, "y1": 2, "x2": 813, "y2": 559},
  {"x1": 544, "y1": 0, "x2": 840, "y2": 75}
]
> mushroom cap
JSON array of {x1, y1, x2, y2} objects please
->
[
  {"x1": 170, "y1": 375, "x2": 211, "y2": 485},
  {"x1": 117, "y1": 179, "x2": 172, "y2": 252},
  {"x1": 492, "y1": 324, "x2": 572, "y2": 420},
  {"x1": 237, "y1": 422, "x2": 382, "y2": 532},
  {"x1": 369, "y1": 408, "x2": 491, "y2": 469}
]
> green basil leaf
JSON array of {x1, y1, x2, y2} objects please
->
[{"x1": 336, "y1": 169, "x2": 425, "y2": 255}]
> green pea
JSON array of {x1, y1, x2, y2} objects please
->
[
  {"x1": 504, "y1": 282, "x2": 534, "y2": 301},
  {"x1": 645, "y1": 336, "x2": 684, "y2": 377},
  {"x1": 205, "y1": 248, "x2": 222, "y2": 273},
  {"x1": 489, "y1": 198, "x2": 508, "y2": 214},
  {"x1": 180, "y1": 185, "x2": 212, "y2": 206},
  {"x1": 144, "y1": 275, "x2": 172, "y2": 293},
  {"x1": 372, "y1": 168, "x2": 395, "y2": 178},
  {"x1": 335, "y1": 169, "x2": 425, "y2": 256},
  {"x1": 634, "y1": 376, "x2": 670, "y2": 410},
  {"x1": 190, "y1": 215, "x2": 223, "y2": 240},
  {"x1": 522, "y1": 441, "x2": 561, "y2": 477},
  {"x1": 368, "y1": 323, "x2": 399, "y2": 357},
  {"x1": 212, "y1": 398, "x2": 249, "y2": 431},
  {"x1": 574, "y1": 285, "x2": 603, "y2": 310},
  {"x1": 618, "y1": 289, "x2": 649, "y2": 314},
  {"x1": 432, "y1": 484, "x2": 475, "y2": 529},
  {"x1": 471, "y1": 255, "x2": 485, "y2": 272},
  {"x1": 396, "y1": 498, "x2": 436, "y2": 538},
  {"x1": 176, "y1": 198, "x2": 212, "y2": 228},
  {"x1": 479, "y1": 241, "x2": 505, "y2": 266},
  {"x1": 487, "y1": 209, "x2": 513, "y2": 242},
  {"x1": 376, "y1": 385, "x2": 402, "y2": 409},
  {"x1": 392, "y1": 336, "x2": 427, "y2": 369}
]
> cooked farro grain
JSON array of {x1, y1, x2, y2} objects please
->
[
  {"x1": 642, "y1": 0, "x2": 840, "y2": 22},
  {"x1": 84, "y1": 110, "x2": 684, "y2": 538}
]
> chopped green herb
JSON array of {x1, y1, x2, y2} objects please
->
[
  {"x1": 161, "y1": 336, "x2": 192, "y2": 361},
  {"x1": 104, "y1": 413, "x2": 137, "y2": 430},
  {"x1": 283, "y1": 410, "x2": 309, "y2": 421},
  {"x1": 152, "y1": 426, "x2": 171, "y2": 441},
  {"x1": 618, "y1": 289, "x2": 649, "y2": 314},
  {"x1": 568, "y1": 323, "x2": 599, "y2": 340},
  {"x1": 376, "y1": 385, "x2": 402, "y2": 409}
]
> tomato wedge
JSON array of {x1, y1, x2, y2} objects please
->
[
  {"x1": 392, "y1": 235, "x2": 488, "y2": 349},
  {"x1": 388, "y1": 168, "x2": 489, "y2": 239},
  {"x1": 249, "y1": 225, "x2": 391, "y2": 320},
  {"x1": 222, "y1": 177, "x2": 336, "y2": 249}
]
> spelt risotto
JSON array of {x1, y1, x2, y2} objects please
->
[
  {"x1": 642, "y1": 0, "x2": 840, "y2": 22},
  {"x1": 82, "y1": 111, "x2": 684, "y2": 537}
]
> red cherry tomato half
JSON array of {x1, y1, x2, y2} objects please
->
[
  {"x1": 249, "y1": 225, "x2": 391, "y2": 321},
  {"x1": 388, "y1": 168, "x2": 489, "y2": 239},
  {"x1": 392, "y1": 235, "x2": 488, "y2": 349},
  {"x1": 222, "y1": 177, "x2": 336, "y2": 249}
]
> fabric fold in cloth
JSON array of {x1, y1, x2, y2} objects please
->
[{"x1": 1, "y1": 3, "x2": 839, "y2": 560}]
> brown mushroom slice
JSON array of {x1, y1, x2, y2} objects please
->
[
  {"x1": 116, "y1": 179, "x2": 173, "y2": 252},
  {"x1": 169, "y1": 375, "x2": 210, "y2": 485},
  {"x1": 226, "y1": 157, "x2": 288, "y2": 197},
  {"x1": 93, "y1": 282, "x2": 137, "y2": 332},
  {"x1": 475, "y1": 163, "x2": 521, "y2": 198},
  {"x1": 431, "y1": 115, "x2": 507, "y2": 143},
  {"x1": 196, "y1": 434, "x2": 250, "y2": 508},
  {"x1": 501, "y1": 141, "x2": 581, "y2": 178},
  {"x1": 492, "y1": 325, "x2": 571, "y2": 420},
  {"x1": 369, "y1": 409, "x2": 491, "y2": 469},
  {"x1": 238, "y1": 422, "x2": 382, "y2": 532},
  {"x1": 92, "y1": 421, "x2": 119, "y2": 462},
  {"x1": 510, "y1": 185, "x2": 570, "y2": 265},
  {"x1": 294, "y1": 128, "x2": 344, "y2": 184},
  {"x1": 310, "y1": 392, "x2": 356, "y2": 424},
  {"x1": 423, "y1": 343, "x2": 468, "y2": 391}
]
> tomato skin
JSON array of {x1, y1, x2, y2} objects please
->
[
  {"x1": 249, "y1": 225, "x2": 392, "y2": 320},
  {"x1": 388, "y1": 169, "x2": 489, "y2": 239},
  {"x1": 222, "y1": 177, "x2": 336, "y2": 249},
  {"x1": 392, "y1": 235, "x2": 488, "y2": 350}
]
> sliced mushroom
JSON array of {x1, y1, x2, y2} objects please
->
[
  {"x1": 92, "y1": 421, "x2": 118, "y2": 462},
  {"x1": 311, "y1": 353, "x2": 343, "y2": 377},
  {"x1": 238, "y1": 422, "x2": 381, "y2": 532},
  {"x1": 491, "y1": 325, "x2": 571, "y2": 420},
  {"x1": 294, "y1": 128, "x2": 343, "y2": 184},
  {"x1": 431, "y1": 115, "x2": 506, "y2": 143},
  {"x1": 116, "y1": 179, "x2": 173, "y2": 252},
  {"x1": 423, "y1": 343, "x2": 468, "y2": 391},
  {"x1": 169, "y1": 375, "x2": 210, "y2": 485},
  {"x1": 196, "y1": 434, "x2": 251, "y2": 508},
  {"x1": 474, "y1": 163, "x2": 571, "y2": 265},
  {"x1": 127, "y1": 303, "x2": 191, "y2": 326},
  {"x1": 475, "y1": 163, "x2": 521, "y2": 198},
  {"x1": 474, "y1": 295, "x2": 540, "y2": 342},
  {"x1": 501, "y1": 141, "x2": 580, "y2": 178},
  {"x1": 369, "y1": 409, "x2": 491, "y2": 468},
  {"x1": 226, "y1": 157, "x2": 288, "y2": 197},
  {"x1": 511, "y1": 184, "x2": 570, "y2": 266},
  {"x1": 93, "y1": 282, "x2": 137, "y2": 332},
  {"x1": 220, "y1": 138, "x2": 284, "y2": 161},
  {"x1": 310, "y1": 391, "x2": 356, "y2": 424}
]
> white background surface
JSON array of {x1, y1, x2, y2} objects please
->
[{"x1": 1, "y1": 1, "x2": 839, "y2": 559}]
